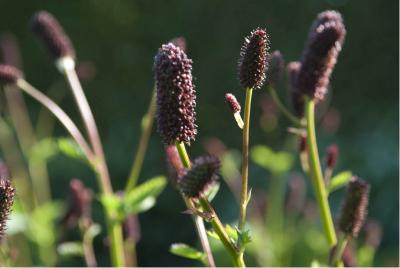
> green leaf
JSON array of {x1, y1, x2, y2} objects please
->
[
  {"x1": 237, "y1": 228, "x2": 252, "y2": 252},
  {"x1": 204, "y1": 182, "x2": 220, "y2": 202},
  {"x1": 311, "y1": 259, "x2": 321, "y2": 267},
  {"x1": 328, "y1": 171, "x2": 353, "y2": 193},
  {"x1": 57, "y1": 138, "x2": 87, "y2": 163},
  {"x1": 123, "y1": 176, "x2": 167, "y2": 215},
  {"x1": 57, "y1": 242, "x2": 84, "y2": 257},
  {"x1": 207, "y1": 230, "x2": 220, "y2": 241},
  {"x1": 225, "y1": 224, "x2": 238, "y2": 242},
  {"x1": 170, "y1": 243, "x2": 206, "y2": 260},
  {"x1": 29, "y1": 138, "x2": 58, "y2": 162},
  {"x1": 251, "y1": 145, "x2": 293, "y2": 174},
  {"x1": 86, "y1": 223, "x2": 102, "y2": 240}
]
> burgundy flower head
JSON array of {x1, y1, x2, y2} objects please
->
[
  {"x1": 0, "y1": 179, "x2": 15, "y2": 240},
  {"x1": 287, "y1": 61, "x2": 304, "y2": 117},
  {"x1": 0, "y1": 64, "x2": 23, "y2": 84},
  {"x1": 338, "y1": 177, "x2": 369, "y2": 238},
  {"x1": 177, "y1": 155, "x2": 220, "y2": 198},
  {"x1": 0, "y1": 33, "x2": 22, "y2": 68},
  {"x1": 266, "y1": 50, "x2": 284, "y2": 86},
  {"x1": 238, "y1": 28, "x2": 269, "y2": 90},
  {"x1": 297, "y1": 10, "x2": 346, "y2": 102},
  {"x1": 30, "y1": 11, "x2": 75, "y2": 60},
  {"x1": 225, "y1": 93, "x2": 241, "y2": 113},
  {"x1": 154, "y1": 43, "x2": 197, "y2": 145}
]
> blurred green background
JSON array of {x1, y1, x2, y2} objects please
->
[{"x1": 0, "y1": 0, "x2": 398, "y2": 266}]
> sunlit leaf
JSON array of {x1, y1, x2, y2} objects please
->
[
  {"x1": 328, "y1": 171, "x2": 352, "y2": 193},
  {"x1": 251, "y1": 145, "x2": 293, "y2": 174},
  {"x1": 57, "y1": 242, "x2": 84, "y2": 257},
  {"x1": 123, "y1": 176, "x2": 167, "y2": 215},
  {"x1": 57, "y1": 138, "x2": 86, "y2": 163},
  {"x1": 170, "y1": 243, "x2": 206, "y2": 260}
]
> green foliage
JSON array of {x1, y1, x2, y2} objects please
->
[
  {"x1": 100, "y1": 176, "x2": 167, "y2": 221},
  {"x1": 204, "y1": 182, "x2": 220, "y2": 202},
  {"x1": 328, "y1": 171, "x2": 353, "y2": 193},
  {"x1": 169, "y1": 243, "x2": 206, "y2": 261},
  {"x1": 251, "y1": 145, "x2": 293, "y2": 174},
  {"x1": 28, "y1": 137, "x2": 88, "y2": 165},
  {"x1": 57, "y1": 242, "x2": 84, "y2": 257},
  {"x1": 123, "y1": 175, "x2": 167, "y2": 214}
]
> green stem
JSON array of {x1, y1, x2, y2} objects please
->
[
  {"x1": 175, "y1": 142, "x2": 215, "y2": 267},
  {"x1": 305, "y1": 98, "x2": 337, "y2": 247},
  {"x1": 330, "y1": 234, "x2": 348, "y2": 267},
  {"x1": 268, "y1": 86, "x2": 304, "y2": 127},
  {"x1": 108, "y1": 220, "x2": 125, "y2": 267},
  {"x1": 239, "y1": 88, "x2": 252, "y2": 231},
  {"x1": 125, "y1": 88, "x2": 156, "y2": 192}
]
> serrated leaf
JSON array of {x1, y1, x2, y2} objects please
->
[
  {"x1": 170, "y1": 243, "x2": 206, "y2": 260},
  {"x1": 328, "y1": 171, "x2": 352, "y2": 193},
  {"x1": 251, "y1": 145, "x2": 293, "y2": 174},
  {"x1": 207, "y1": 230, "x2": 220, "y2": 241},
  {"x1": 123, "y1": 176, "x2": 167, "y2": 215},
  {"x1": 57, "y1": 242, "x2": 84, "y2": 257},
  {"x1": 225, "y1": 224, "x2": 238, "y2": 242},
  {"x1": 237, "y1": 228, "x2": 252, "y2": 251}
]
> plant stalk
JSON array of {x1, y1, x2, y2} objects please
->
[
  {"x1": 305, "y1": 97, "x2": 337, "y2": 247},
  {"x1": 125, "y1": 87, "x2": 156, "y2": 192},
  {"x1": 239, "y1": 87, "x2": 253, "y2": 231},
  {"x1": 175, "y1": 141, "x2": 216, "y2": 267},
  {"x1": 62, "y1": 65, "x2": 126, "y2": 267}
]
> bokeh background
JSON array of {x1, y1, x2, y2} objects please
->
[{"x1": 0, "y1": 0, "x2": 398, "y2": 266}]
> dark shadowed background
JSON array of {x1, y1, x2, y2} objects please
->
[{"x1": 0, "y1": 0, "x2": 398, "y2": 266}]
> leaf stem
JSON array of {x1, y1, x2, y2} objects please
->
[
  {"x1": 268, "y1": 86, "x2": 304, "y2": 127},
  {"x1": 305, "y1": 97, "x2": 337, "y2": 247},
  {"x1": 125, "y1": 88, "x2": 156, "y2": 192}
]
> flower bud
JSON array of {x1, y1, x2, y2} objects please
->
[
  {"x1": 225, "y1": 93, "x2": 241, "y2": 113},
  {"x1": 287, "y1": 61, "x2": 304, "y2": 117},
  {"x1": 266, "y1": 50, "x2": 284, "y2": 86},
  {"x1": 338, "y1": 177, "x2": 369, "y2": 238},
  {"x1": 0, "y1": 64, "x2": 23, "y2": 84},
  {"x1": 0, "y1": 178, "x2": 15, "y2": 240},
  {"x1": 326, "y1": 144, "x2": 339, "y2": 169},
  {"x1": 177, "y1": 155, "x2": 220, "y2": 198},
  {"x1": 30, "y1": 11, "x2": 76, "y2": 60}
]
